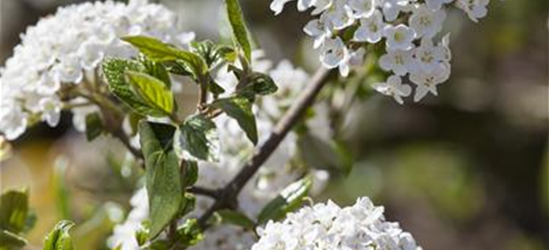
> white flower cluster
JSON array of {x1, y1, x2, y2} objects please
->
[
  {"x1": 271, "y1": 0, "x2": 491, "y2": 103},
  {"x1": 252, "y1": 197, "x2": 422, "y2": 250},
  {"x1": 108, "y1": 54, "x2": 331, "y2": 250},
  {"x1": 0, "y1": 0, "x2": 193, "y2": 140}
]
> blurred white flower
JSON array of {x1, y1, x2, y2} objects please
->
[
  {"x1": 347, "y1": 0, "x2": 378, "y2": 18},
  {"x1": 409, "y1": 5, "x2": 446, "y2": 38},
  {"x1": 456, "y1": 0, "x2": 490, "y2": 22},
  {"x1": 373, "y1": 75, "x2": 412, "y2": 104},
  {"x1": 410, "y1": 62, "x2": 451, "y2": 102},
  {"x1": 379, "y1": 49, "x2": 414, "y2": 76},
  {"x1": 353, "y1": 10, "x2": 385, "y2": 43},
  {"x1": 413, "y1": 37, "x2": 446, "y2": 73},
  {"x1": 384, "y1": 24, "x2": 417, "y2": 51}
]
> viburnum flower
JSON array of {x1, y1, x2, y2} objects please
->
[
  {"x1": 251, "y1": 197, "x2": 422, "y2": 250},
  {"x1": 456, "y1": 0, "x2": 490, "y2": 22},
  {"x1": 373, "y1": 75, "x2": 412, "y2": 104},
  {"x1": 384, "y1": 24, "x2": 417, "y2": 51},
  {"x1": 410, "y1": 62, "x2": 451, "y2": 102},
  {"x1": 347, "y1": 0, "x2": 377, "y2": 18},
  {"x1": 0, "y1": 0, "x2": 193, "y2": 140},
  {"x1": 353, "y1": 10, "x2": 385, "y2": 43},
  {"x1": 379, "y1": 49, "x2": 414, "y2": 76},
  {"x1": 270, "y1": 0, "x2": 493, "y2": 103},
  {"x1": 409, "y1": 5, "x2": 446, "y2": 38}
]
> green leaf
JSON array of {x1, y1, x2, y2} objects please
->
[
  {"x1": 0, "y1": 230, "x2": 27, "y2": 250},
  {"x1": 257, "y1": 176, "x2": 312, "y2": 224},
  {"x1": 141, "y1": 58, "x2": 172, "y2": 88},
  {"x1": 238, "y1": 72, "x2": 278, "y2": 99},
  {"x1": 174, "y1": 115, "x2": 219, "y2": 162},
  {"x1": 126, "y1": 71, "x2": 174, "y2": 115},
  {"x1": 146, "y1": 239, "x2": 170, "y2": 250},
  {"x1": 85, "y1": 113, "x2": 103, "y2": 141},
  {"x1": 191, "y1": 40, "x2": 234, "y2": 68},
  {"x1": 139, "y1": 121, "x2": 182, "y2": 239},
  {"x1": 181, "y1": 161, "x2": 199, "y2": 188},
  {"x1": 102, "y1": 58, "x2": 163, "y2": 116},
  {"x1": 208, "y1": 80, "x2": 226, "y2": 97},
  {"x1": 212, "y1": 97, "x2": 257, "y2": 145},
  {"x1": 43, "y1": 220, "x2": 74, "y2": 250},
  {"x1": 165, "y1": 60, "x2": 193, "y2": 77},
  {"x1": 122, "y1": 36, "x2": 207, "y2": 76},
  {"x1": 178, "y1": 194, "x2": 196, "y2": 218},
  {"x1": 224, "y1": 0, "x2": 252, "y2": 61},
  {"x1": 216, "y1": 209, "x2": 255, "y2": 230},
  {"x1": 134, "y1": 221, "x2": 150, "y2": 247},
  {"x1": 175, "y1": 219, "x2": 203, "y2": 247},
  {"x1": 0, "y1": 189, "x2": 29, "y2": 234}
]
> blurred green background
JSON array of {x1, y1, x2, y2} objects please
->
[{"x1": 0, "y1": 0, "x2": 548, "y2": 249}]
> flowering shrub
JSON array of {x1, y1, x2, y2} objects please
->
[{"x1": 0, "y1": 0, "x2": 494, "y2": 249}]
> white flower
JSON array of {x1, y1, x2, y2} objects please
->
[
  {"x1": 270, "y1": 0, "x2": 294, "y2": 14},
  {"x1": 319, "y1": 37, "x2": 350, "y2": 75},
  {"x1": 439, "y1": 33, "x2": 452, "y2": 61},
  {"x1": 0, "y1": 101, "x2": 28, "y2": 140},
  {"x1": 410, "y1": 62, "x2": 451, "y2": 102},
  {"x1": 304, "y1": 18, "x2": 332, "y2": 48},
  {"x1": 252, "y1": 197, "x2": 422, "y2": 250},
  {"x1": 270, "y1": 0, "x2": 317, "y2": 15},
  {"x1": 409, "y1": 5, "x2": 446, "y2": 38},
  {"x1": 456, "y1": 0, "x2": 490, "y2": 22},
  {"x1": 353, "y1": 10, "x2": 386, "y2": 43},
  {"x1": 381, "y1": 0, "x2": 415, "y2": 22},
  {"x1": 373, "y1": 75, "x2": 412, "y2": 104},
  {"x1": 321, "y1": 4, "x2": 355, "y2": 30},
  {"x1": 379, "y1": 49, "x2": 414, "y2": 76},
  {"x1": 384, "y1": 24, "x2": 416, "y2": 51},
  {"x1": 412, "y1": 37, "x2": 446, "y2": 73},
  {"x1": 39, "y1": 96, "x2": 62, "y2": 127},
  {"x1": 347, "y1": 0, "x2": 378, "y2": 18}
]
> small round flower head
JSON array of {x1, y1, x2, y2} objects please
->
[
  {"x1": 0, "y1": 0, "x2": 193, "y2": 140},
  {"x1": 252, "y1": 197, "x2": 422, "y2": 250},
  {"x1": 270, "y1": 0, "x2": 494, "y2": 103}
]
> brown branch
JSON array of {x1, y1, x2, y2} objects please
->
[
  {"x1": 197, "y1": 67, "x2": 331, "y2": 228},
  {"x1": 112, "y1": 129, "x2": 144, "y2": 162},
  {"x1": 187, "y1": 186, "x2": 219, "y2": 199}
]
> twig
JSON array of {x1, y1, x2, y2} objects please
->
[
  {"x1": 197, "y1": 67, "x2": 331, "y2": 228},
  {"x1": 187, "y1": 186, "x2": 219, "y2": 199}
]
